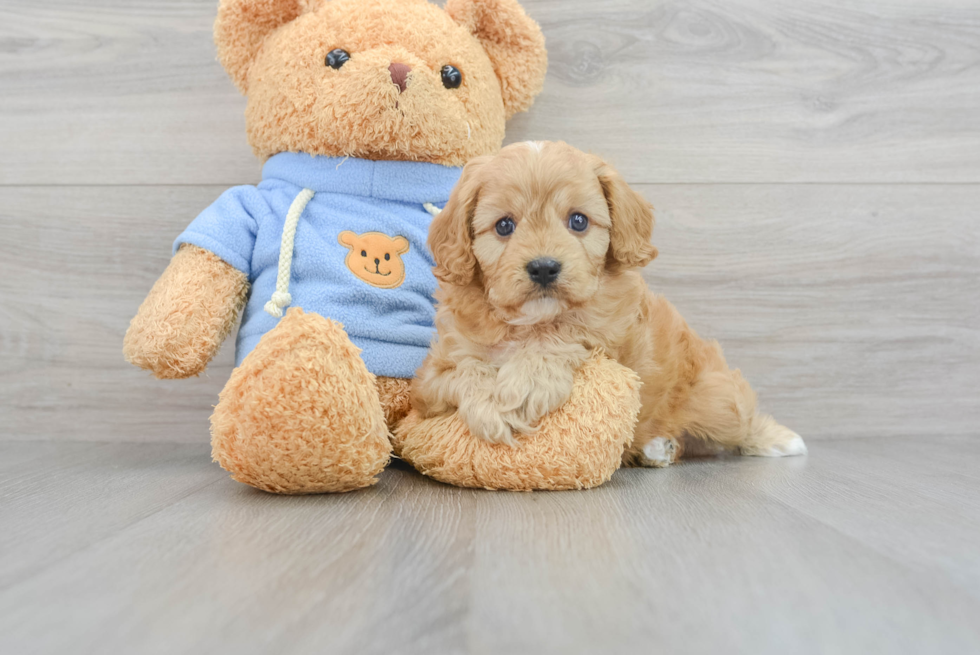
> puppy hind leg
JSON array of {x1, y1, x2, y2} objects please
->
[
  {"x1": 623, "y1": 416, "x2": 684, "y2": 468},
  {"x1": 635, "y1": 435, "x2": 683, "y2": 468},
  {"x1": 681, "y1": 369, "x2": 806, "y2": 458}
]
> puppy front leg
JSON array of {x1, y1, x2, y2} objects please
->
[
  {"x1": 494, "y1": 344, "x2": 589, "y2": 434},
  {"x1": 417, "y1": 359, "x2": 513, "y2": 444}
]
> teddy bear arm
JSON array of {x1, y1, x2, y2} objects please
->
[
  {"x1": 123, "y1": 245, "x2": 248, "y2": 379},
  {"x1": 394, "y1": 353, "x2": 643, "y2": 491}
]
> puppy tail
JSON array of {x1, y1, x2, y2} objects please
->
[{"x1": 739, "y1": 414, "x2": 808, "y2": 457}]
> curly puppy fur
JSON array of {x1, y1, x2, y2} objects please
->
[{"x1": 414, "y1": 141, "x2": 807, "y2": 467}]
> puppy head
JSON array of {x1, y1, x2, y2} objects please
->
[{"x1": 429, "y1": 141, "x2": 657, "y2": 324}]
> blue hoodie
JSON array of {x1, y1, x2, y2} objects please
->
[{"x1": 174, "y1": 152, "x2": 463, "y2": 378}]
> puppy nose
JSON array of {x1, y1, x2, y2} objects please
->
[
  {"x1": 388, "y1": 62, "x2": 411, "y2": 93},
  {"x1": 526, "y1": 258, "x2": 562, "y2": 287}
]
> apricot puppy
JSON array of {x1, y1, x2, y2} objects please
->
[{"x1": 414, "y1": 141, "x2": 806, "y2": 467}]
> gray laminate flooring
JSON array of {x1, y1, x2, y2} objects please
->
[{"x1": 2, "y1": 438, "x2": 979, "y2": 655}]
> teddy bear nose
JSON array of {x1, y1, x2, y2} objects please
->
[{"x1": 388, "y1": 62, "x2": 411, "y2": 93}]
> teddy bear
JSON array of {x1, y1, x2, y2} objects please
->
[{"x1": 124, "y1": 0, "x2": 642, "y2": 493}]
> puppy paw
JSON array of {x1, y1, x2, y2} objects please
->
[
  {"x1": 626, "y1": 436, "x2": 679, "y2": 468},
  {"x1": 458, "y1": 400, "x2": 515, "y2": 445},
  {"x1": 493, "y1": 368, "x2": 574, "y2": 431}
]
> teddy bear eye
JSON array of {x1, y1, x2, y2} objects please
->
[
  {"x1": 326, "y1": 49, "x2": 350, "y2": 69},
  {"x1": 361, "y1": 250, "x2": 367, "y2": 257},
  {"x1": 384, "y1": 253, "x2": 390, "y2": 261},
  {"x1": 441, "y1": 65, "x2": 462, "y2": 89}
]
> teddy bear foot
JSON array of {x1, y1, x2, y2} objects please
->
[
  {"x1": 393, "y1": 353, "x2": 642, "y2": 491},
  {"x1": 210, "y1": 308, "x2": 391, "y2": 494}
]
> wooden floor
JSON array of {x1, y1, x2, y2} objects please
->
[{"x1": 2, "y1": 438, "x2": 979, "y2": 654}]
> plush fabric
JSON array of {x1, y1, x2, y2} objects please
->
[
  {"x1": 173, "y1": 152, "x2": 461, "y2": 377},
  {"x1": 216, "y1": 0, "x2": 547, "y2": 166},
  {"x1": 376, "y1": 376, "x2": 413, "y2": 430},
  {"x1": 211, "y1": 308, "x2": 391, "y2": 494},
  {"x1": 123, "y1": 245, "x2": 248, "y2": 379},
  {"x1": 393, "y1": 353, "x2": 642, "y2": 491}
]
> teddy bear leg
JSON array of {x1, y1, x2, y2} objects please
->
[{"x1": 210, "y1": 307, "x2": 391, "y2": 494}]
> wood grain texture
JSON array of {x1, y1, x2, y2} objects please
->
[
  {"x1": 1, "y1": 0, "x2": 980, "y2": 185},
  {"x1": 1, "y1": 439, "x2": 979, "y2": 654},
  {"x1": 0, "y1": 186, "x2": 235, "y2": 443},
  {"x1": 644, "y1": 183, "x2": 980, "y2": 440},
  {"x1": 1, "y1": 183, "x2": 977, "y2": 442}
]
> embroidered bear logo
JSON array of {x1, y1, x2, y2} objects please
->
[{"x1": 338, "y1": 231, "x2": 410, "y2": 289}]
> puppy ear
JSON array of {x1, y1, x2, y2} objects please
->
[
  {"x1": 214, "y1": 0, "x2": 309, "y2": 93},
  {"x1": 445, "y1": 0, "x2": 548, "y2": 119},
  {"x1": 596, "y1": 159, "x2": 658, "y2": 271},
  {"x1": 429, "y1": 156, "x2": 490, "y2": 286}
]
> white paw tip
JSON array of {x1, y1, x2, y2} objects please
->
[
  {"x1": 757, "y1": 433, "x2": 808, "y2": 457},
  {"x1": 783, "y1": 433, "x2": 808, "y2": 456},
  {"x1": 642, "y1": 437, "x2": 675, "y2": 465}
]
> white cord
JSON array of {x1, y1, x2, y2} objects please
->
[
  {"x1": 264, "y1": 188, "x2": 315, "y2": 318},
  {"x1": 423, "y1": 202, "x2": 442, "y2": 217}
]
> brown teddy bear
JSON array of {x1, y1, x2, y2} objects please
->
[{"x1": 124, "y1": 0, "x2": 642, "y2": 493}]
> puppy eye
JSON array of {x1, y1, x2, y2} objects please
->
[
  {"x1": 326, "y1": 49, "x2": 350, "y2": 69},
  {"x1": 384, "y1": 253, "x2": 390, "y2": 261},
  {"x1": 568, "y1": 212, "x2": 589, "y2": 232},
  {"x1": 495, "y1": 217, "x2": 515, "y2": 237},
  {"x1": 441, "y1": 65, "x2": 463, "y2": 89},
  {"x1": 361, "y1": 250, "x2": 367, "y2": 257}
]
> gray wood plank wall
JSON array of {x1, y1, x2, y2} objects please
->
[{"x1": 1, "y1": 0, "x2": 978, "y2": 443}]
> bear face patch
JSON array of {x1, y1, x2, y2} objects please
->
[{"x1": 338, "y1": 231, "x2": 410, "y2": 289}]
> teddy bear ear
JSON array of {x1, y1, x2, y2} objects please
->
[
  {"x1": 393, "y1": 236, "x2": 410, "y2": 254},
  {"x1": 445, "y1": 0, "x2": 548, "y2": 120},
  {"x1": 338, "y1": 230, "x2": 357, "y2": 248},
  {"x1": 214, "y1": 0, "x2": 311, "y2": 94}
]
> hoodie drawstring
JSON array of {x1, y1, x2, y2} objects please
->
[
  {"x1": 264, "y1": 192, "x2": 444, "y2": 319},
  {"x1": 264, "y1": 188, "x2": 315, "y2": 318}
]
